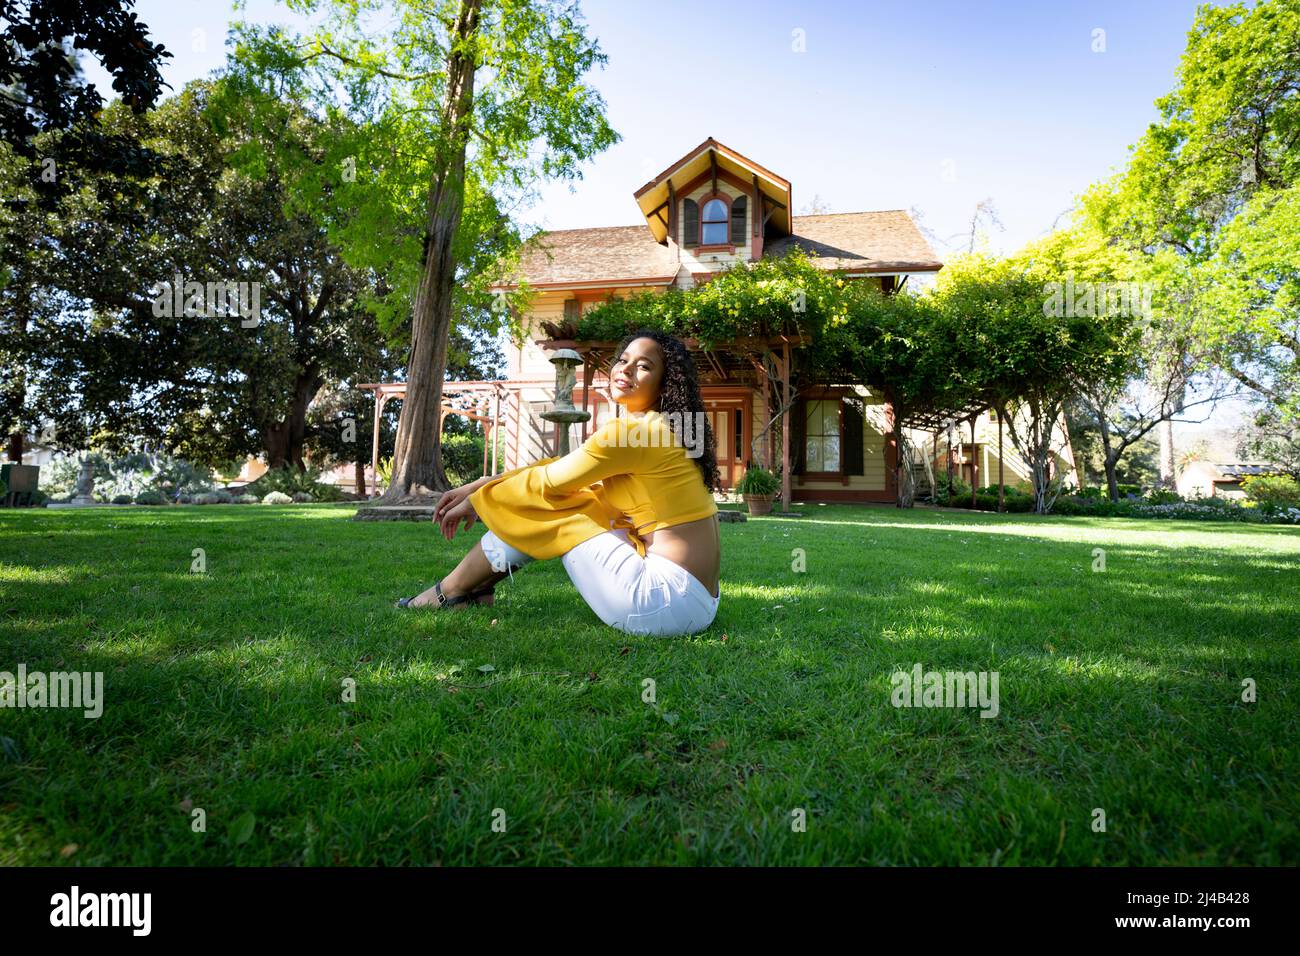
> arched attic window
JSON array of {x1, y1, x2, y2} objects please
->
[{"x1": 701, "y1": 198, "x2": 729, "y2": 244}]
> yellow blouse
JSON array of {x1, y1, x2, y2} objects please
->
[{"x1": 468, "y1": 409, "x2": 718, "y2": 560}]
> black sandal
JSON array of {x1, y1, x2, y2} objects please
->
[{"x1": 396, "y1": 579, "x2": 495, "y2": 610}]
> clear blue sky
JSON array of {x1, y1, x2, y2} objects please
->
[
  {"x1": 84, "y1": 0, "x2": 1205, "y2": 255},
  {"x1": 83, "y1": 0, "x2": 1245, "y2": 439}
]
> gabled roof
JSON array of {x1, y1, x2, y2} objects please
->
[
  {"x1": 768, "y1": 211, "x2": 942, "y2": 273},
  {"x1": 633, "y1": 137, "x2": 793, "y2": 242},
  {"x1": 494, "y1": 209, "x2": 942, "y2": 290}
]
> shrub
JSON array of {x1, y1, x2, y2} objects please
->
[
  {"x1": 262, "y1": 491, "x2": 293, "y2": 505},
  {"x1": 0, "y1": 476, "x2": 6, "y2": 499},
  {"x1": 291, "y1": 491, "x2": 315, "y2": 503},
  {"x1": 245, "y1": 466, "x2": 345, "y2": 502},
  {"x1": 311, "y1": 482, "x2": 343, "y2": 502},
  {"x1": 1242, "y1": 473, "x2": 1300, "y2": 508},
  {"x1": 1051, "y1": 496, "x2": 1136, "y2": 517},
  {"x1": 441, "y1": 433, "x2": 504, "y2": 486},
  {"x1": 949, "y1": 493, "x2": 1034, "y2": 513},
  {"x1": 1117, "y1": 483, "x2": 1142, "y2": 498},
  {"x1": 736, "y1": 465, "x2": 780, "y2": 496},
  {"x1": 978, "y1": 484, "x2": 1027, "y2": 497},
  {"x1": 134, "y1": 489, "x2": 166, "y2": 505},
  {"x1": 112, "y1": 494, "x2": 133, "y2": 505},
  {"x1": 193, "y1": 492, "x2": 222, "y2": 505},
  {"x1": 236, "y1": 494, "x2": 259, "y2": 504},
  {"x1": 1129, "y1": 501, "x2": 1255, "y2": 522},
  {"x1": 30, "y1": 489, "x2": 49, "y2": 507},
  {"x1": 1144, "y1": 489, "x2": 1184, "y2": 505},
  {"x1": 934, "y1": 474, "x2": 971, "y2": 504}
]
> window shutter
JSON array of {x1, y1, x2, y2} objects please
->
[
  {"x1": 790, "y1": 397, "x2": 806, "y2": 475},
  {"x1": 683, "y1": 198, "x2": 699, "y2": 246},
  {"x1": 843, "y1": 397, "x2": 864, "y2": 476},
  {"x1": 730, "y1": 195, "x2": 747, "y2": 244}
]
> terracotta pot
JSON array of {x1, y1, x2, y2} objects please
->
[{"x1": 744, "y1": 493, "x2": 775, "y2": 516}]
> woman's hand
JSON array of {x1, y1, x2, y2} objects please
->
[
  {"x1": 433, "y1": 478, "x2": 487, "y2": 525},
  {"x1": 437, "y1": 496, "x2": 479, "y2": 541}
]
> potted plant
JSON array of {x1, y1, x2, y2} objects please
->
[{"x1": 736, "y1": 464, "x2": 780, "y2": 516}]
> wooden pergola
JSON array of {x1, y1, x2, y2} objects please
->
[
  {"x1": 534, "y1": 333, "x2": 808, "y2": 506},
  {"x1": 360, "y1": 331, "x2": 809, "y2": 504}
]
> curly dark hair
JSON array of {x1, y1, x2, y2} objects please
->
[{"x1": 612, "y1": 328, "x2": 722, "y2": 495}]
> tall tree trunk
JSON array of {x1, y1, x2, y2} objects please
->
[
  {"x1": 262, "y1": 366, "x2": 323, "y2": 471},
  {"x1": 354, "y1": 457, "x2": 367, "y2": 499},
  {"x1": 1100, "y1": 429, "x2": 1120, "y2": 502},
  {"x1": 1157, "y1": 372, "x2": 1184, "y2": 489},
  {"x1": 1158, "y1": 416, "x2": 1176, "y2": 489},
  {"x1": 382, "y1": 0, "x2": 481, "y2": 503},
  {"x1": 6, "y1": 307, "x2": 29, "y2": 462}
]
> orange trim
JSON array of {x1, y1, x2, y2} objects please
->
[
  {"x1": 633, "y1": 137, "x2": 792, "y2": 198},
  {"x1": 675, "y1": 167, "x2": 754, "y2": 201},
  {"x1": 490, "y1": 275, "x2": 677, "y2": 292}
]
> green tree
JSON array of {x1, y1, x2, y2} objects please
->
[
  {"x1": 0, "y1": 0, "x2": 170, "y2": 177},
  {"x1": 933, "y1": 251, "x2": 1135, "y2": 513},
  {"x1": 225, "y1": 0, "x2": 617, "y2": 502},
  {"x1": 1095, "y1": 0, "x2": 1300, "y2": 433},
  {"x1": 14, "y1": 82, "x2": 391, "y2": 468}
]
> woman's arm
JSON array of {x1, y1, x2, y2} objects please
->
[{"x1": 532, "y1": 418, "x2": 645, "y2": 496}]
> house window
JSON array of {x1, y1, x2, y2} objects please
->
[
  {"x1": 731, "y1": 195, "x2": 747, "y2": 244},
  {"x1": 682, "y1": 198, "x2": 699, "y2": 246},
  {"x1": 805, "y1": 400, "x2": 840, "y2": 472},
  {"x1": 701, "y1": 198, "x2": 729, "y2": 245}
]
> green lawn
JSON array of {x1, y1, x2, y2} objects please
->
[{"x1": 0, "y1": 502, "x2": 1296, "y2": 865}]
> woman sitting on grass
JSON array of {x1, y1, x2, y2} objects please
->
[{"x1": 398, "y1": 329, "x2": 723, "y2": 637}]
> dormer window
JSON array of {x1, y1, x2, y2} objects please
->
[
  {"x1": 684, "y1": 192, "x2": 747, "y2": 250},
  {"x1": 701, "y1": 198, "x2": 729, "y2": 244}
]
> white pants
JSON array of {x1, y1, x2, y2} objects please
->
[{"x1": 479, "y1": 528, "x2": 720, "y2": 637}]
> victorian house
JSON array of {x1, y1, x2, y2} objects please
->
[{"x1": 361, "y1": 138, "x2": 1071, "y2": 502}]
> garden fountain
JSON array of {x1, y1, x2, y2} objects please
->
[{"x1": 539, "y1": 349, "x2": 590, "y2": 456}]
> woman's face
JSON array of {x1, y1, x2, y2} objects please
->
[{"x1": 609, "y1": 337, "x2": 665, "y2": 414}]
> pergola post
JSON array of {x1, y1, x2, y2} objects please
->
[
  {"x1": 370, "y1": 392, "x2": 386, "y2": 498},
  {"x1": 581, "y1": 355, "x2": 594, "y2": 444},
  {"x1": 511, "y1": 389, "x2": 520, "y2": 471},
  {"x1": 780, "y1": 340, "x2": 792, "y2": 511},
  {"x1": 492, "y1": 389, "x2": 501, "y2": 475},
  {"x1": 998, "y1": 411, "x2": 1005, "y2": 513}
]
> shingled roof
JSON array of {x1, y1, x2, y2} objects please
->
[
  {"x1": 501, "y1": 209, "x2": 941, "y2": 289},
  {"x1": 511, "y1": 224, "x2": 679, "y2": 288},
  {"x1": 767, "y1": 211, "x2": 943, "y2": 273}
]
